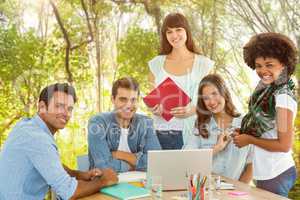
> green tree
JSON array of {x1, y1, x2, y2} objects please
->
[
  {"x1": 0, "y1": 25, "x2": 47, "y2": 146},
  {"x1": 117, "y1": 27, "x2": 159, "y2": 92}
]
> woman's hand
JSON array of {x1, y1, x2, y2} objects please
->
[
  {"x1": 214, "y1": 133, "x2": 230, "y2": 154},
  {"x1": 149, "y1": 104, "x2": 163, "y2": 116},
  {"x1": 170, "y1": 105, "x2": 195, "y2": 118},
  {"x1": 233, "y1": 131, "x2": 253, "y2": 148}
]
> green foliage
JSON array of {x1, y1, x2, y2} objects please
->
[
  {"x1": 0, "y1": 26, "x2": 43, "y2": 80},
  {"x1": 117, "y1": 27, "x2": 159, "y2": 92},
  {"x1": 295, "y1": 63, "x2": 300, "y2": 80},
  {"x1": 0, "y1": 25, "x2": 46, "y2": 111},
  {"x1": 0, "y1": 0, "x2": 19, "y2": 23},
  {"x1": 0, "y1": 24, "x2": 48, "y2": 146}
]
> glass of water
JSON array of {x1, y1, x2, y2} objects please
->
[{"x1": 147, "y1": 176, "x2": 162, "y2": 200}]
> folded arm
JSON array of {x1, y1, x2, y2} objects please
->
[
  {"x1": 112, "y1": 151, "x2": 136, "y2": 170},
  {"x1": 88, "y1": 118, "x2": 131, "y2": 172}
]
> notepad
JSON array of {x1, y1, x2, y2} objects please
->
[
  {"x1": 228, "y1": 191, "x2": 248, "y2": 196},
  {"x1": 100, "y1": 183, "x2": 150, "y2": 200},
  {"x1": 219, "y1": 182, "x2": 235, "y2": 190},
  {"x1": 143, "y1": 77, "x2": 191, "y2": 121}
]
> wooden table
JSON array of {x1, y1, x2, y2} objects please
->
[{"x1": 79, "y1": 176, "x2": 290, "y2": 200}]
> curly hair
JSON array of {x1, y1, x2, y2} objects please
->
[{"x1": 243, "y1": 32, "x2": 298, "y2": 76}]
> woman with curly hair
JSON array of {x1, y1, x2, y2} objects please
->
[{"x1": 233, "y1": 32, "x2": 298, "y2": 197}]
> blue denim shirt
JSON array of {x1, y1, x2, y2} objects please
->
[
  {"x1": 88, "y1": 112, "x2": 161, "y2": 172},
  {"x1": 0, "y1": 115, "x2": 77, "y2": 200},
  {"x1": 184, "y1": 116, "x2": 253, "y2": 180}
]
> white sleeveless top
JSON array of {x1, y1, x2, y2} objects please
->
[{"x1": 148, "y1": 54, "x2": 214, "y2": 142}]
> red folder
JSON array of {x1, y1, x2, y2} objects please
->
[{"x1": 143, "y1": 77, "x2": 191, "y2": 121}]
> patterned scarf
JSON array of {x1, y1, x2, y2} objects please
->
[{"x1": 240, "y1": 67, "x2": 296, "y2": 137}]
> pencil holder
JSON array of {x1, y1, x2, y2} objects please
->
[
  {"x1": 187, "y1": 186, "x2": 205, "y2": 200},
  {"x1": 186, "y1": 173, "x2": 206, "y2": 200}
]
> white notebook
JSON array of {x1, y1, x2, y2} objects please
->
[{"x1": 118, "y1": 171, "x2": 146, "y2": 183}]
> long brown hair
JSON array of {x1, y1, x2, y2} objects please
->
[
  {"x1": 160, "y1": 13, "x2": 199, "y2": 55},
  {"x1": 196, "y1": 74, "x2": 240, "y2": 138}
]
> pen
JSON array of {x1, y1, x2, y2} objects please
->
[
  {"x1": 201, "y1": 176, "x2": 207, "y2": 187},
  {"x1": 195, "y1": 173, "x2": 201, "y2": 200},
  {"x1": 187, "y1": 178, "x2": 193, "y2": 200},
  {"x1": 216, "y1": 176, "x2": 221, "y2": 190},
  {"x1": 190, "y1": 174, "x2": 194, "y2": 187}
]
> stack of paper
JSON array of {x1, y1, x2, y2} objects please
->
[
  {"x1": 118, "y1": 171, "x2": 146, "y2": 183},
  {"x1": 219, "y1": 182, "x2": 235, "y2": 190}
]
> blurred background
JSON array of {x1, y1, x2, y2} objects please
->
[{"x1": 0, "y1": 0, "x2": 299, "y2": 198}]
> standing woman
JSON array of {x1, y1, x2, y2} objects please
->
[
  {"x1": 233, "y1": 32, "x2": 298, "y2": 197},
  {"x1": 148, "y1": 13, "x2": 214, "y2": 149}
]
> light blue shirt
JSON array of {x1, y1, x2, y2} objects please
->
[
  {"x1": 184, "y1": 116, "x2": 253, "y2": 180},
  {"x1": 0, "y1": 115, "x2": 77, "y2": 200}
]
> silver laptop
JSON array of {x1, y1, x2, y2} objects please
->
[{"x1": 147, "y1": 149, "x2": 212, "y2": 191}]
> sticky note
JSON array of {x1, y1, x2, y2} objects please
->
[{"x1": 228, "y1": 191, "x2": 248, "y2": 196}]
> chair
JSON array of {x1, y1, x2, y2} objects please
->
[{"x1": 77, "y1": 154, "x2": 90, "y2": 171}]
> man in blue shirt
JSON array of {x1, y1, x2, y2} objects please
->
[
  {"x1": 0, "y1": 83, "x2": 118, "y2": 200},
  {"x1": 88, "y1": 77, "x2": 161, "y2": 172}
]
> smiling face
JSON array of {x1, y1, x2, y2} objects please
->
[
  {"x1": 112, "y1": 88, "x2": 138, "y2": 122},
  {"x1": 166, "y1": 27, "x2": 187, "y2": 49},
  {"x1": 39, "y1": 91, "x2": 74, "y2": 133},
  {"x1": 201, "y1": 84, "x2": 226, "y2": 114},
  {"x1": 255, "y1": 57, "x2": 284, "y2": 85}
]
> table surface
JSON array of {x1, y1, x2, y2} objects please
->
[{"x1": 78, "y1": 176, "x2": 290, "y2": 200}]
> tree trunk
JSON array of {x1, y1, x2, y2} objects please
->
[
  {"x1": 295, "y1": 35, "x2": 300, "y2": 99},
  {"x1": 210, "y1": 0, "x2": 217, "y2": 60},
  {"x1": 143, "y1": 0, "x2": 162, "y2": 35},
  {"x1": 49, "y1": 0, "x2": 73, "y2": 83},
  {"x1": 294, "y1": 34, "x2": 300, "y2": 155},
  {"x1": 94, "y1": 18, "x2": 102, "y2": 113}
]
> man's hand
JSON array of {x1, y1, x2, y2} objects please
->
[
  {"x1": 112, "y1": 151, "x2": 136, "y2": 170},
  {"x1": 78, "y1": 168, "x2": 103, "y2": 181},
  {"x1": 69, "y1": 168, "x2": 118, "y2": 199},
  {"x1": 100, "y1": 168, "x2": 118, "y2": 187},
  {"x1": 112, "y1": 151, "x2": 120, "y2": 160}
]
